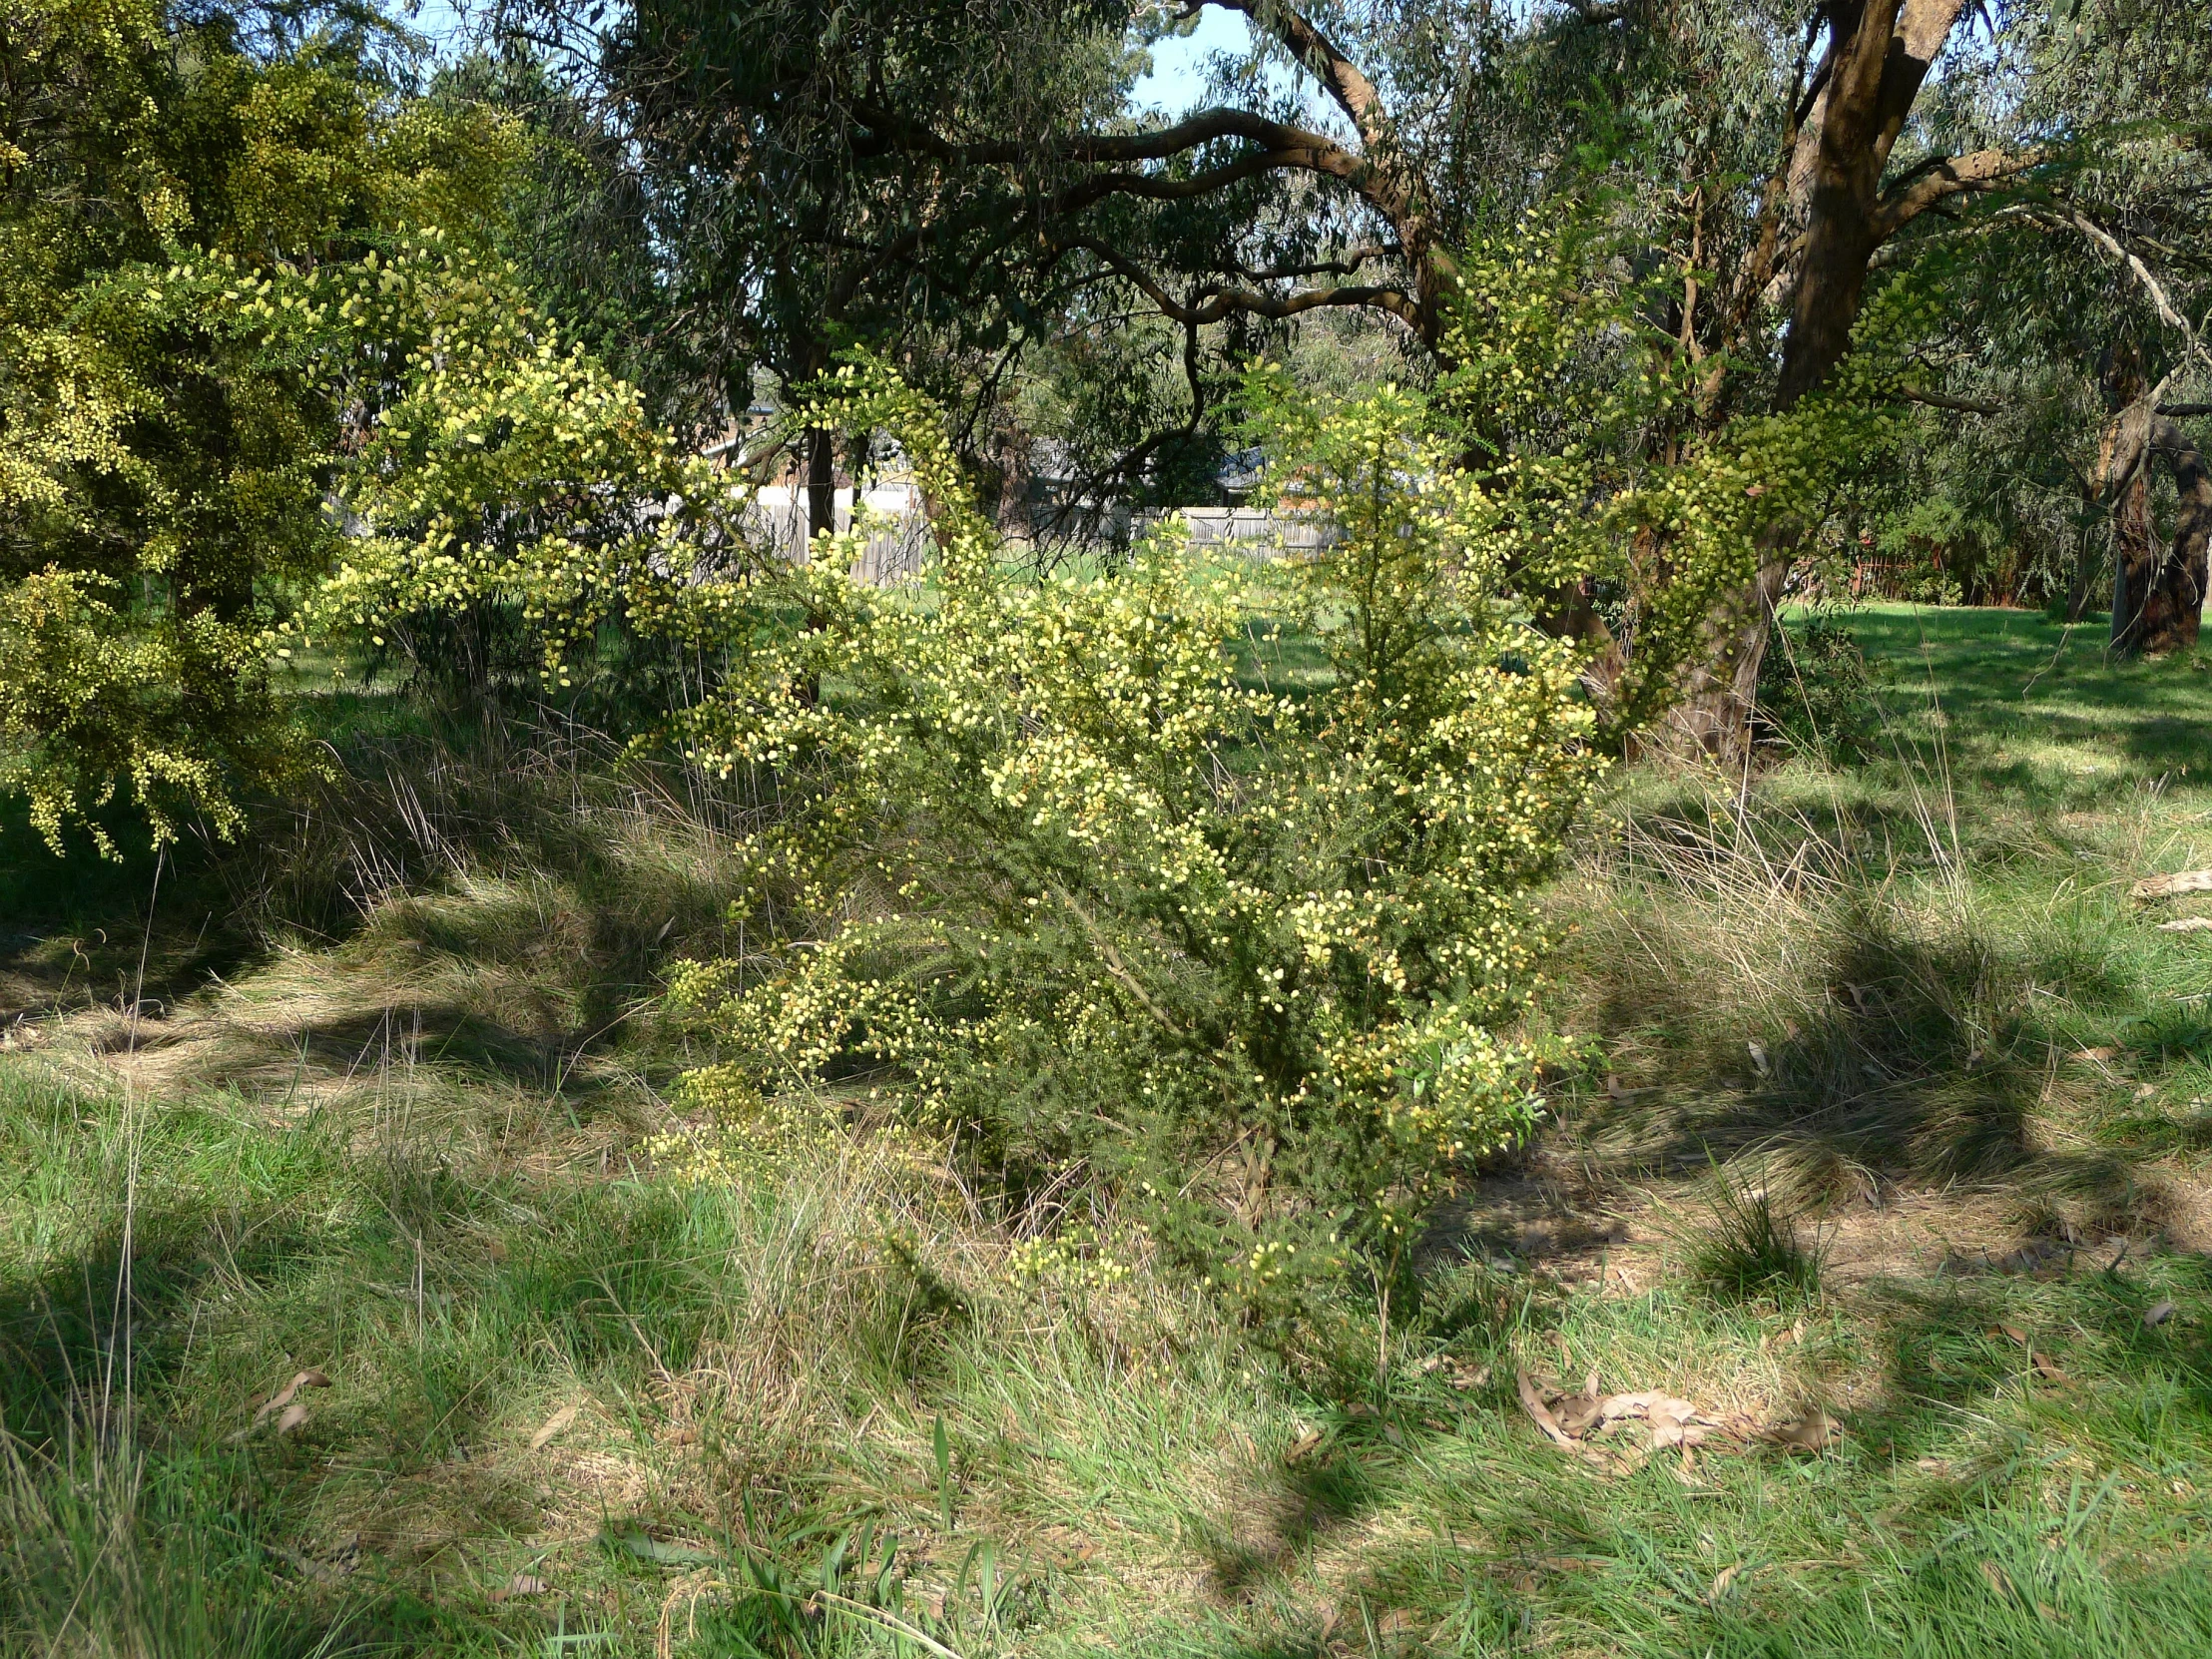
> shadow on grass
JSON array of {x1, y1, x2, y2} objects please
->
[{"x1": 1562, "y1": 894, "x2": 2152, "y2": 1197}]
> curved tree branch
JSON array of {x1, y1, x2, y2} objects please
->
[
  {"x1": 1896, "y1": 385, "x2": 2002, "y2": 414},
  {"x1": 1870, "y1": 147, "x2": 2048, "y2": 242},
  {"x1": 1051, "y1": 235, "x2": 1419, "y2": 329},
  {"x1": 1214, "y1": 0, "x2": 1389, "y2": 151}
]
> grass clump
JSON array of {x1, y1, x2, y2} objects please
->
[{"x1": 1687, "y1": 1172, "x2": 1825, "y2": 1307}]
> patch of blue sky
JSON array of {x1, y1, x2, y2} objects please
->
[{"x1": 1129, "y1": 4, "x2": 1342, "y2": 134}]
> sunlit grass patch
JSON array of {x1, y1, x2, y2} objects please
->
[{"x1": 4, "y1": 605, "x2": 2212, "y2": 1656}]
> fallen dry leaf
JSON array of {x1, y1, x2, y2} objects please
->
[
  {"x1": 274, "y1": 1402, "x2": 310, "y2": 1436},
  {"x1": 247, "y1": 1369, "x2": 331, "y2": 1432},
  {"x1": 1543, "y1": 1381, "x2": 1720, "y2": 1455},
  {"x1": 1648, "y1": 1397, "x2": 1711, "y2": 1452},
  {"x1": 1517, "y1": 1370, "x2": 1578, "y2": 1450},
  {"x1": 2131, "y1": 869, "x2": 2212, "y2": 900},
  {"x1": 2158, "y1": 916, "x2": 2212, "y2": 933},
  {"x1": 1992, "y1": 1325, "x2": 2029, "y2": 1346},
  {"x1": 530, "y1": 1403, "x2": 580, "y2": 1451},
  {"x1": 1377, "y1": 1608, "x2": 1421, "y2": 1638},
  {"x1": 2076, "y1": 1045, "x2": 2119, "y2": 1063},
  {"x1": 1616, "y1": 1391, "x2": 1707, "y2": 1438},
  {"x1": 1980, "y1": 1560, "x2": 2016, "y2": 1599},
  {"x1": 2031, "y1": 1352, "x2": 2067, "y2": 1382},
  {"x1": 1449, "y1": 1362, "x2": 1492, "y2": 1390},
  {"x1": 1286, "y1": 1428, "x2": 1325, "y2": 1462},
  {"x1": 1769, "y1": 1409, "x2": 1842, "y2": 1452},
  {"x1": 1708, "y1": 1563, "x2": 1743, "y2": 1603},
  {"x1": 1916, "y1": 1456, "x2": 1951, "y2": 1474},
  {"x1": 1762, "y1": 1319, "x2": 1808, "y2": 1355},
  {"x1": 489, "y1": 1574, "x2": 548, "y2": 1602},
  {"x1": 2144, "y1": 1300, "x2": 2177, "y2": 1329},
  {"x1": 1552, "y1": 1385, "x2": 1606, "y2": 1437}
]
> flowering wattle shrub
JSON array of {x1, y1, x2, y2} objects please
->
[
  {"x1": 0, "y1": 0, "x2": 520, "y2": 851},
  {"x1": 658, "y1": 357, "x2": 1606, "y2": 1278}
]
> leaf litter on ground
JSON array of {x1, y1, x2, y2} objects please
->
[
  {"x1": 234, "y1": 1368, "x2": 329, "y2": 1439},
  {"x1": 1515, "y1": 1369, "x2": 1743, "y2": 1471}
]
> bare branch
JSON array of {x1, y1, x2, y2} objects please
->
[
  {"x1": 1214, "y1": 0, "x2": 1389, "y2": 152},
  {"x1": 2051, "y1": 210, "x2": 2198, "y2": 339},
  {"x1": 853, "y1": 100, "x2": 1344, "y2": 173},
  {"x1": 850, "y1": 99, "x2": 1416, "y2": 238},
  {"x1": 1053, "y1": 236, "x2": 1418, "y2": 329},
  {"x1": 1044, "y1": 153, "x2": 1303, "y2": 218},
  {"x1": 1896, "y1": 385, "x2": 2001, "y2": 415},
  {"x1": 1870, "y1": 147, "x2": 2047, "y2": 242}
]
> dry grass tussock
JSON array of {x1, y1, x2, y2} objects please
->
[{"x1": 1519, "y1": 762, "x2": 2212, "y2": 1271}]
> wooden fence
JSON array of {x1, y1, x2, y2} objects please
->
[
  {"x1": 745, "y1": 495, "x2": 1337, "y2": 585},
  {"x1": 748, "y1": 484, "x2": 933, "y2": 585},
  {"x1": 1844, "y1": 555, "x2": 1933, "y2": 600},
  {"x1": 1169, "y1": 507, "x2": 1339, "y2": 556}
]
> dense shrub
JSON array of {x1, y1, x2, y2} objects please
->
[
  {"x1": 658, "y1": 360, "x2": 1604, "y2": 1279},
  {"x1": 1756, "y1": 612, "x2": 1887, "y2": 761},
  {"x1": 0, "y1": 0, "x2": 516, "y2": 849},
  {"x1": 277, "y1": 210, "x2": 1904, "y2": 1293}
]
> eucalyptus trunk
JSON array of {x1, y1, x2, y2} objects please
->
[{"x1": 1666, "y1": 0, "x2": 1974, "y2": 762}]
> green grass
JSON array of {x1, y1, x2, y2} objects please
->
[{"x1": 3, "y1": 602, "x2": 2211, "y2": 1657}]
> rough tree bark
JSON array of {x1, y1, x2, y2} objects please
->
[
  {"x1": 2159, "y1": 422, "x2": 2212, "y2": 650},
  {"x1": 1667, "y1": 0, "x2": 1993, "y2": 761},
  {"x1": 2102, "y1": 343, "x2": 2161, "y2": 651},
  {"x1": 2105, "y1": 399, "x2": 2212, "y2": 655},
  {"x1": 804, "y1": 424, "x2": 837, "y2": 551}
]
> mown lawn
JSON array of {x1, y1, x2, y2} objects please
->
[{"x1": 3, "y1": 603, "x2": 2210, "y2": 1658}]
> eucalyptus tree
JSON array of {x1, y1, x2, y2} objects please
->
[
  {"x1": 510, "y1": 0, "x2": 2212, "y2": 746},
  {"x1": 1891, "y1": 0, "x2": 2212, "y2": 652}
]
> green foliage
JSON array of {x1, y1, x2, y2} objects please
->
[
  {"x1": 657, "y1": 353, "x2": 1601, "y2": 1282},
  {"x1": 1425, "y1": 206, "x2": 1934, "y2": 734},
  {"x1": 292, "y1": 236, "x2": 762, "y2": 716},
  {"x1": 0, "y1": 0, "x2": 518, "y2": 851},
  {"x1": 4, "y1": 607, "x2": 2212, "y2": 1655},
  {"x1": 1757, "y1": 611, "x2": 1887, "y2": 761}
]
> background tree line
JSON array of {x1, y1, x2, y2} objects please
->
[{"x1": 4, "y1": 0, "x2": 2210, "y2": 848}]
